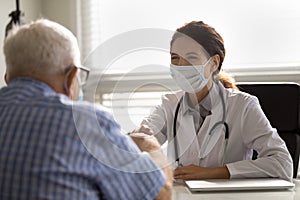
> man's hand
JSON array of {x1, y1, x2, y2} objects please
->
[
  {"x1": 130, "y1": 133, "x2": 160, "y2": 152},
  {"x1": 131, "y1": 124, "x2": 153, "y2": 135},
  {"x1": 174, "y1": 164, "x2": 230, "y2": 180},
  {"x1": 130, "y1": 132, "x2": 173, "y2": 200}
]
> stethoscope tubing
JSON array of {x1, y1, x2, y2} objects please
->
[{"x1": 173, "y1": 81, "x2": 229, "y2": 166}]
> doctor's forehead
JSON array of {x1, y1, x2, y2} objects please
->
[{"x1": 170, "y1": 36, "x2": 209, "y2": 58}]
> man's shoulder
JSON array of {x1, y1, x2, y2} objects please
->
[{"x1": 70, "y1": 101, "x2": 114, "y2": 122}]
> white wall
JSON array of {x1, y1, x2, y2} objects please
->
[
  {"x1": 0, "y1": 0, "x2": 76, "y2": 88},
  {"x1": 40, "y1": 0, "x2": 77, "y2": 34},
  {"x1": 0, "y1": 0, "x2": 42, "y2": 87}
]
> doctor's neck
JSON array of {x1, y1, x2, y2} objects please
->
[{"x1": 190, "y1": 79, "x2": 213, "y2": 105}]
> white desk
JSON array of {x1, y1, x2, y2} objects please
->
[{"x1": 172, "y1": 178, "x2": 300, "y2": 200}]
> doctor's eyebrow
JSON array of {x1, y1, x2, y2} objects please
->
[
  {"x1": 185, "y1": 52, "x2": 199, "y2": 56},
  {"x1": 171, "y1": 52, "x2": 199, "y2": 58}
]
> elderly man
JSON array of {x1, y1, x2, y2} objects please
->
[{"x1": 0, "y1": 19, "x2": 172, "y2": 199}]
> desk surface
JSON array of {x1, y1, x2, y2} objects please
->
[{"x1": 172, "y1": 179, "x2": 300, "y2": 200}]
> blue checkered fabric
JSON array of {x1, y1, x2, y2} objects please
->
[{"x1": 0, "y1": 78, "x2": 165, "y2": 200}]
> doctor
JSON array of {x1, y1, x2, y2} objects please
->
[{"x1": 134, "y1": 21, "x2": 293, "y2": 181}]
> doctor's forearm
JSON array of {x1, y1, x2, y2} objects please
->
[
  {"x1": 174, "y1": 165, "x2": 230, "y2": 180},
  {"x1": 226, "y1": 157, "x2": 293, "y2": 181},
  {"x1": 201, "y1": 166, "x2": 230, "y2": 179},
  {"x1": 212, "y1": 166, "x2": 231, "y2": 179}
]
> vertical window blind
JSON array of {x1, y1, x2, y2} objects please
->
[{"x1": 102, "y1": 91, "x2": 168, "y2": 133}]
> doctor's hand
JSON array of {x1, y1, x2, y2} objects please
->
[
  {"x1": 131, "y1": 124, "x2": 154, "y2": 135},
  {"x1": 174, "y1": 164, "x2": 230, "y2": 180},
  {"x1": 130, "y1": 133, "x2": 160, "y2": 152}
]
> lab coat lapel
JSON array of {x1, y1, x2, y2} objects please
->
[
  {"x1": 167, "y1": 112, "x2": 198, "y2": 165},
  {"x1": 200, "y1": 83, "x2": 228, "y2": 158},
  {"x1": 176, "y1": 113, "x2": 198, "y2": 158}
]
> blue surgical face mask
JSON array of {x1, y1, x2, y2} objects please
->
[
  {"x1": 76, "y1": 70, "x2": 84, "y2": 101},
  {"x1": 63, "y1": 73, "x2": 84, "y2": 101},
  {"x1": 170, "y1": 57, "x2": 212, "y2": 93},
  {"x1": 78, "y1": 88, "x2": 84, "y2": 101}
]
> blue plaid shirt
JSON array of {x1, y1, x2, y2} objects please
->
[{"x1": 0, "y1": 78, "x2": 165, "y2": 200}]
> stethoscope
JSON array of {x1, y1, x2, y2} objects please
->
[{"x1": 173, "y1": 81, "x2": 229, "y2": 167}]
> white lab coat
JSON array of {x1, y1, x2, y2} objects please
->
[{"x1": 142, "y1": 82, "x2": 293, "y2": 181}]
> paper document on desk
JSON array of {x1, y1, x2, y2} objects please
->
[{"x1": 185, "y1": 178, "x2": 295, "y2": 192}]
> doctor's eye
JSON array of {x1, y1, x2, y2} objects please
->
[
  {"x1": 171, "y1": 54, "x2": 180, "y2": 65},
  {"x1": 171, "y1": 55, "x2": 179, "y2": 60}
]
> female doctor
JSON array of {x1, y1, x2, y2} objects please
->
[{"x1": 134, "y1": 21, "x2": 293, "y2": 181}]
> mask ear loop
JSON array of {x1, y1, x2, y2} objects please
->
[
  {"x1": 63, "y1": 66, "x2": 76, "y2": 95},
  {"x1": 200, "y1": 56, "x2": 216, "y2": 83}
]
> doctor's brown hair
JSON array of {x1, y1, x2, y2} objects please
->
[{"x1": 171, "y1": 21, "x2": 238, "y2": 90}]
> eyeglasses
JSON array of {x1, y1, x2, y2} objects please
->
[
  {"x1": 77, "y1": 65, "x2": 90, "y2": 86},
  {"x1": 65, "y1": 64, "x2": 90, "y2": 86}
]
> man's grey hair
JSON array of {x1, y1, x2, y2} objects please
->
[{"x1": 3, "y1": 19, "x2": 80, "y2": 76}]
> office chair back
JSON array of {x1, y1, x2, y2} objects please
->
[{"x1": 238, "y1": 82, "x2": 300, "y2": 178}]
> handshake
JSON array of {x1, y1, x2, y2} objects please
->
[
  {"x1": 129, "y1": 126, "x2": 173, "y2": 200},
  {"x1": 130, "y1": 132, "x2": 161, "y2": 153}
]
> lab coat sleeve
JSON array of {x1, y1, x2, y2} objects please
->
[
  {"x1": 226, "y1": 96, "x2": 293, "y2": 181},
  {"x1": 141, "y1": 103, "x2": 168, "y2": 145}
]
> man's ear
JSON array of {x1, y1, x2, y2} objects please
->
[{"x1": 64, "y1": 67, "x2": 78, "y2": 96}]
